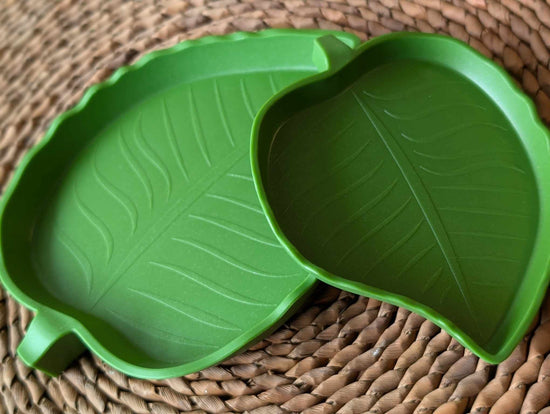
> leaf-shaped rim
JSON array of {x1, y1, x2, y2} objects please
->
[
  {"x1": 251, "y1": 32, "x2": 550, "y2": 364},
  {"x1": 0, "y1": 29, "x2": 361, "y2": 378}
]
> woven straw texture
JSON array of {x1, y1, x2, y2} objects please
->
[{"x1": 2, "y1": 0, "x2": 550, "y2": 413}]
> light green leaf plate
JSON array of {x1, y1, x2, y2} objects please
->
[
  {"x1": 0, "y1": 30, "x2": 360, "y2": 379},
  {"x1": 251, "y1": 32, "x2": 550, "y2": 364}
]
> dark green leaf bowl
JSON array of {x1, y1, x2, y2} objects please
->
[
  {"x1": 0, "y1": 29, "x2": 361, "y2": 379},
  {"x1": 251, "y1": 32, "x2": 550, "y2": 364}
]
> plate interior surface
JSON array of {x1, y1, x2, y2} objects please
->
[
  {"x1": 0, "y1": 31, "x2": 360, "y2": 377},
  {"x1": 254, "y1": 34, "x2": 550, "y2": 362}
]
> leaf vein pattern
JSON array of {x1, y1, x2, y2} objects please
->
[
  {"x1": 188, "y1": 214, "x2": 281, "y2": 247},
  {"x1": 55, "y1": 228, "x2": 93, "y2": 294},
  {"x1": 172, "y1": 238, "x2": 298, "y2": 278},
  {"x1": 299, "y1": 159, "x2": 385, "y2": 235},
  {"x1": 134, "y1": 112, "x2": 172, "y2": 199},
  {"x1": 189, "y1": 86, "x2": 212, "y2": 167},
  {"x1": 93, "y1": 152, "x2": 138, "y2": 234},
  {"x1": 107, "y1": 308, "x2": 219, "y2": 348},
  {"x1": 74, "y1": 184, "x2": 114, "y2": 262},
  {"x1": 162, "y1": 98, "x2": 189, "y2": 181},
  {"x1": 321, "y1": 178, "x2": 399, "y2": 250},
  {"x1": 213, "y1": 79, "x2": 235, "y2": 147},
  {"x1": 119, "y1": 128, "x2": 154, "y2": 209},
  {"x1": 150, "y1": 261, "x2": 275, "y2": 306},
  {"x1": 129, "y1": 288, "x2": 242, "y2": 331},
  {"x1": 353, "y1": 89, "x2": 479, "y2": 330}
]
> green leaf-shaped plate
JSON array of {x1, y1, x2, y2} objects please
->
[
  {"x1": 0, "y1": 30, "x2": 360, "y2": 379},
  {"x1": 251, "y1": 32, "x2": 550, "y2": 363}
]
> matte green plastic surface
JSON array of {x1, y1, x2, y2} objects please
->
[
  {"x1": 0, "y1": 30, "x2": 361, "y2": 379},
  {"x1": 251, "y1": 33, "x2": 550, "y2": 364}
]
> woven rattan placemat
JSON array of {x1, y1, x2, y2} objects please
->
[{"x1": 2, "y1": 0, "x2": 550, "y2": 413}]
